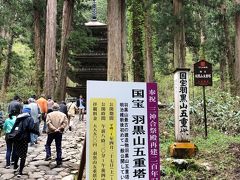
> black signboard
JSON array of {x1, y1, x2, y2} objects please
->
[{"x1": 194, "y1": 60, "x2": 212, "y2": 86}]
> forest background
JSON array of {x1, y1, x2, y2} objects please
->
[{"x1": 1, "y1": 0, "x2": 240, "y2": 179}]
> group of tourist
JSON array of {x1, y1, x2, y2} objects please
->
[{"x1": 2, "y1": 94, "x2": 85, "y2": 177}]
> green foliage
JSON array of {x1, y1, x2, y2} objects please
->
[
  {"x1": 69, "y1": 30, "x2": 97, "y2": 54},
  {"x1": 4, "y1": 42, "x2": 36, "y2": 101},
  {"x1": 160, "y1": 112, "x2": 240, "y2": 179},
  {"x1": 0, "y1": 0, "x2": 32, "y2": 37},
  {"x1": 155, "y1": 74, "x2": 174, "y2": 103},
  {"x1": 191, "y1": 90, "x2": 240, "y2": 135},
  {"x1": 152, "y1": 0, "x2": 174, "y2": 75},
  {"x1": 68, "y1": 1, "x2": 98, "y2": 55},
  {"x1": 158, "y1": 82, "x2": 240, "y2": 135}
]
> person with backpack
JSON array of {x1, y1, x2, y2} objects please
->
[
  {"x1": 3, "y1": 112, "x2": 17, "y2": 169},
  {"x1": 10, "y1": 107, "x2": 40, "y2": 177}
]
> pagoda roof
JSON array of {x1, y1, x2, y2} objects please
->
[{"x1": 85, "y1": 20, "x2": 107, "y2": 27}]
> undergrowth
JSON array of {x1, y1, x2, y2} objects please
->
[{"x1": 160, "y1": 88, "x2": 240, "y2": 179}]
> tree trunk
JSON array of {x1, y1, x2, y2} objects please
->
[
  {"x1": 132, "y1": 0, "x2": 144, "y2": 82},
  {"x1": 0, "y1": 28, "x2": 8, "y2": 66},
  {"x1": 55, "y1": 0, "x2": 74, "y2": 101},
  {"x1": 144, "y1": 1, "x2": 153, "y2": 82},
  {"x1": 33, "y1": 0, "x2": 44, "y2": 95},
  {"x1": 44, "y1": 0, "x2": 57, "y2": 98},
  {"x1": 0, "y1": 43, "x2": 2, "y2": 66},
  {"x1": 107, "y1": 0, "x2": 125, "y2": 81},
  {"x1": 173, "y1": 0, "x2": 185, "y2": 68},
  {"x1": 235, "y1": 0, "x2": 240, "y2": 96},
  {"x1": 221, "y1": 6, "x2": 235, "y2": 94},
  {"x1": 121, "y1": 0, "x2": 127, "y2": 81},
  {"x1": 220, "y1": 57, "x2": 226, "y2": 90},
  {"x1": 0, "y1": 28, "x2": 3, "y2": 66},
  {"x1": 1, "y1": 34, "x2": 13, "y2": 95}
]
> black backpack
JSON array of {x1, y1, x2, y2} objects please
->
[{"x1": 8, "y1": 120, "x2": 24, "y2": 141}]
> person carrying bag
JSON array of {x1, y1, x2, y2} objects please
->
[
  {"x1": 10, "y1": 107, "x2": 40, "y2": 177},
  {"x1": 3, "y1": 112, "x2": 17, "y2": 169}
]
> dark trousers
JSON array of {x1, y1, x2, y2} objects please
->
[
  {"x1": 45, "y1": 132, "x2": 62, "y2": 163},
  {"x1": 5, "y1": 139, "x2": 16, "y2": 166},
  {"x1": 42, "y1": 113, "x2": 47, "y2": 132},
  {"x1": 14, "y1": 139, "x2": 28, "y2": 174},
  {"x1": 30, "y1": 121, "x2": 40, "y2": 143},
  {"x1": 14, "y1": 156, "x2": 26, "y2": 174}
]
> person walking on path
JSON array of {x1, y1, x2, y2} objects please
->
[
  {"x1": 36, "y1": 94, "x2": 48, "y2": 133},
  {"x1": 66, "y1": 101, "x2": 78, "y2": 131},
  {"x1": 11, "y1": 107, "x2": 40, "y2": 177},
  {"x1": 76, "y1": 95, "x2": 85, "y2": 121},
  {"x1": 45, "y1": 103, "x2": 68, "y2": 167},
  {"x1": 59, "y1": 101, "x2": 70, "y2": 131},
  {"x1": 8, "y1": 95, "x2": 22, "y2": 115},
  {"x1": 28, "y1": 98, "x2": 41, "y2": 145},
  {"x1": 59, "y1": 101, "x2": 68, "y2": 117},
  {"x1": 47, "y1": 96, "x2": 54, "y2": 113},
  {"x1": 3, "y1": 112, "x2": 17, "y2": 169}
]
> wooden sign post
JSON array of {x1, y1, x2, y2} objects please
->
[
  {"x1": 170, "y1": 68, "x2": 197, "y2": 158},
  {"x1": 194, "y1": 60, "x2": 212, "y2": 138}
]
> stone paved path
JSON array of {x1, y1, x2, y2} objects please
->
[{"x1": 0, "y1": 116, "x2": 86, "y2": 180}]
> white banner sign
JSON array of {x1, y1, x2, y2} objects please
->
[{"x1": 86, "y1": 81, "x2": 160, "y2": 180}]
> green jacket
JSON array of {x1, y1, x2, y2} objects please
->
[{"x1": 3, "y1": 116, "x2": 16, "y2": 133}]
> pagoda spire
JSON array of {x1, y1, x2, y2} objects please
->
[{"x1": 92, "y1": 0, "x2": 97, "y2": 21}]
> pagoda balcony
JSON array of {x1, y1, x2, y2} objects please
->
[
  {"x1": 73, "y1": 52, "x2": 107, "y2": 57},
  {"x1": 66, "y1": 86, "x2": 87, "y2": 98},
  {"x1": 95, "y1": 38, "x2": 107, "y2": 42},
  {"x1": 67, "y1": 68, "x2": 107, "y2": 84},
  {"x1": 71, "y1": 53, "x2": 107, "y2": 63},
  {"x1": 75, "y1": 67, "x2": 107, "y2": 72}
]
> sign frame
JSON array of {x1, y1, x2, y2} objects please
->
[{"x1": 194, "y1": 59, "x2": 212, "y2": 86}]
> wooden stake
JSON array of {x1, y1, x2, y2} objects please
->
[{"x1": 78, "y1": 138, "x2": 86, "y2": 180}]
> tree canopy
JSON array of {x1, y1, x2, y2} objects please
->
[{"x1": 0, "y1": 0, "x2": 239, "y2": 99}]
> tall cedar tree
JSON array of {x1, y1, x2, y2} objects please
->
[
  {"x1": 44, "y1": 0, "x2": 57, "y2": 97},
  {"x1": 33, "y1": 0, "x2": 45, "y2": 95},
  {"x1": 121, "y1": 1, "x2": 127, "y2": 81},
  {"x1": 55, "y1": 0, "x2": 74, "y2": 101},
  {"x1": 234, "y1": 0, "x2": 240, "y2": 96},
  {"x1": 1, "y1": 35, "x2": 13, "y2": 95},
  {"x1": 107, "y1": 0, "x2": 126, "y2": 81},
  {"x1": 132, "y1": 0, "x2": 144, "y2": 82},
  {"x1": 144, "y1": 0, "x2": 153, "y2": 82},
  {"x1": 173, "y1": 0, "x2": 185, "y2": 68},
  {"x1": 221, "y1": 5, "x2": 235, "y2": 93}
]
